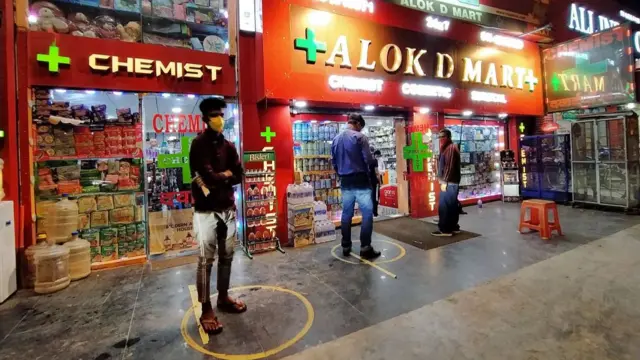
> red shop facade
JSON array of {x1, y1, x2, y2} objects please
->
[{"x1": 238, "y1": 0, "x2": 545, "y2": 242}]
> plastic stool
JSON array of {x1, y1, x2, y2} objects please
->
[{"x1": 518, "y1": 199, "x2": 563, "y2": 240}]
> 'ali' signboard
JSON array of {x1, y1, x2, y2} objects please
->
[
  {"x1": 268, "y1": 5, "x2": 544, "y2": 115},
  {"x1": 542, "y1": 25, "x2": 636, "y2": 113}
]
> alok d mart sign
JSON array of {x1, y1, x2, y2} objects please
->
[{"x1": 293, "y1": 27, "x2": 539, "y2": 92}]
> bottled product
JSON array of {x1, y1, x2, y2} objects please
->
[
  {"x1": 25, "y1": 234, "x2": 50, "y2": 288},
  {"x1": 46, "y1": 194, "x2": 79, "y2": 244},
  {"x1": 64, "y1": 231, "x2": 91, "y2": 281}
]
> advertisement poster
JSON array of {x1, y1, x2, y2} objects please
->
[
  {"x1": 543, "y1": 25, "x2": 636, "y2": 113},
  {"x1": 379, "y1": 184, "x2": 400, "y2": 215},
  {"x1": 148, "y1": 208, "x2": 199, "y2": 255}
]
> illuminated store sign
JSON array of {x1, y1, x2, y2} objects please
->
[
  {"x1": 89, "y1": 55, "x2": 222, "y2": 81},
  {"x1": 328, "y1": 75, "x2": 384, "y2": 92},
  {"x1": 401, "y1": 83, "x2": 452, "y2": 98},
  {"x1": 620, "y1": 10, "x2": 640, "y2": 24},
  {"x1": 293, "y1": 26, "x2": 539, "y2": 93},
  {"x1": 426, "y1": 16, "x2": 450, "y2": 32},
  {"x1": 471, "y1": 90, "x2": 507, "y2": 104},
  {"x1": 520, "y1": 148, "x2": 527, "y2": 188},
  {"x1": 543, "y1": 25, "x2": 635, "y2": 112},
  {"x1": 319, "y1": 0, "x2": 374, "y2": 13},
  {"x1": 568, "y1": 3, "x2": 620, "y2": 34},
  {"x1": 479, "y1": 31, "x2": 524, "y2": 50}
]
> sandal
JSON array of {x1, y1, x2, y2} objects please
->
[
  {"x1": 217, "y1": 297, "x2": 247, "y2": 314},
  {"x1": 199, "y1": 316, "x2": 224, "y2": 335}
]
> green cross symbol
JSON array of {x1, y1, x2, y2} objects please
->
[
  {"x1": 550, "y1": 73, "x2": 561, "y2": 92},
  {"x1": 36, "y1": 43, "x2": 70, "y2": 73},
  {"x1": 158, "y1": 136, "x2": 193, "y2": 183},
  {"x1": 260, "y1": 126, "x2": 276, "y2": 143},
  {"x1": 403, "y1": 132, "x2": 432, "y2": 172},
  {"x1": 519, "y1": 122, "x2": 525, "y2": 133},
  {"x1": 294, "y1": 28, "x2": 327, "y2": 64}
]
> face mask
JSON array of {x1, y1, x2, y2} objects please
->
[{"x1": 208, "y1": 116, "x2": 224, "y2": 133}]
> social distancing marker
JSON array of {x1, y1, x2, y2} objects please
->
[
  {"x1": 349, "y1": 253, "x2": 398, "y2": 279},
  {"x1": 181, "y1": 285, "x2": 314, "y2": 359},
  {"x1": 331, "y1": 239, "x2": 406, "y2": 265},
  {"x1": 187, "y1": 285, "x2": 210, "y2": 345}
]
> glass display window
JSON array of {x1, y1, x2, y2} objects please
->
[
  {"x1": 142, "y1": 93, "x2": 239, "y2": 256},
  {"x1": 442, "y1": 121, "x2": 505, "y2": 201},
  {"x1": 26, "y1": 0, "x2": 229, "y2": 53},
  {"x1": 32, "y1": 88, "x2": 146, "y2": 265}
]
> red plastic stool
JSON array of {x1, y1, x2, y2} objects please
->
[{"x1": 518, "y1": 199, "x2": 563, "y2": 240}]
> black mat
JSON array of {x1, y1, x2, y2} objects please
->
[{"x1": 373, "y1": 217, "x2": 480, "y2": 251}]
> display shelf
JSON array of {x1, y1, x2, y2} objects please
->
[
  {"x1": 333, "y1": 216, "x2": 362, "y2": 227},
  {"x1": 298, "y1": 170, "x2": 335, "y2": 175},
  {"x1": 246, "y1": 172, "x2": 276, "y2": 177},
  {"x1": 35, "y1": 154, "x2": 143, "y2": 162},
  {"x1": 90, "y1": 255, "x2": 147, "y2": 270},
  {"x1": 246, "y1": 198, "x2": 276, "y2": 206},
  {"x1": 36, "y1": 190, "x2": 142, "y2": 201},
  {"x1": 295, "y1": 155, "x2": 332, "y2": 159}
]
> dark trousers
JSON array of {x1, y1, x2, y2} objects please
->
[{"x1": 438, "y1": 184, "x2": 460, "y2": 233}]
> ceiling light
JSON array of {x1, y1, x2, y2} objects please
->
[
  {"x1": 187, "y1": 94, "x2": 196, "y2": 99},
  {"x1": 462, "y1": 110, "x2": 473, "y2": 116},
  {"x1": 112, "y1": 91, "x2": 122, "y2": 96},
  {"x1": 85, "y1": 90, "x2": 95, "y2": 94},
  {"x1": 310, "y1": 120, "x2": 317, "y2": 123},
  {"x1": 364, "y1": 105, "x2": 375, "y2": 111},
  {"x1": 28, "y1": 14, "x2": 38, "y2": 24},
  {"x1": 294, "y1": 120, "x2": 302, "y2": 123},
  {"x1": 54, "y1": 89, "x2": 66, "y2": 93},
  {"x1": 293, "y1": 100, "x2": 307, "y2": 108},
  {"x1": 162, "y1": 93, "x2": 171, "y2": 98},
  {"x1": 498, "y1": 113, "x2": 508, "y2": 119},
  {"x1": 172, "y1": 107, "x2": 182, "y2": 114},
  {"x1": 627, "y1": 103, "x2": 636, "y2": 109},
  {"x1": 418, "y1": 107, "x2": 430, "y2": 114}
]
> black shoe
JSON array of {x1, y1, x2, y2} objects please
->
[
  {"x1": 453, "y1": 226, "x2": 461, "y2": 234},
  {"x1": 431, "y1": 231, "x2": 453, "y2": 237},
  {"x1": 343, "y1": 247, "x2": 351, "y2": 256},
  {"x1": 360, "y1": 248, "x2": 382, "y2": 260}
]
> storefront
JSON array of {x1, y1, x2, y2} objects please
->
[
  {"x1": 238, "y1": 0, "x2": 545, "y2": 243},
  {"x1": 541, "y1": 24, "x2": 640, "y2": 210},
  {"x1": 18, "y1": 24, "x2": 237, "y2": 269}
]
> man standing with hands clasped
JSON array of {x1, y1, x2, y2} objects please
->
[
  {"x1": 331, "y1": 114, "x2": 381, "y2": 260},
  {"x1": 432, "y1": 128, "x2": 461, "y2": 237},
  {"x1": 189, "y1": 98, "x2": 245, "y2": 335}
]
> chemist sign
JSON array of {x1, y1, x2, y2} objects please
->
[{"x1": 27, "y1": 31, "x2": 236, "y2": 96}]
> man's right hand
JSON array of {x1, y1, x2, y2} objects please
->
[{"x1": 222, "y1": 170, "x2": 233, "y2": 178}]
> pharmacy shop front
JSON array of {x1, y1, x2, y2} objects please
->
[
  {"x1": 19, "y1": 32, "x2": 236, "y2": 270},
  {"x1": 239, "y1": 0, "x2": 545, "y2": 242}
]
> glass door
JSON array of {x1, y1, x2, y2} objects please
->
[
  {"x1": 596, "y1": 117, "x2": 627, "y2": 207},
  {"x1": 571, "y1": 121, "x2": 598, "y2": 203}
]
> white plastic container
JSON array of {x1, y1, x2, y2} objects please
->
[
  {"x1": 46, "y1": 194, "x2": 79, "y2": 244},
  {"x1": 64, "y1": 231, "x2": 91, "y2": 281},
  {"x1": 25, "y1": 234, "x2": 50, "y2": 288}
]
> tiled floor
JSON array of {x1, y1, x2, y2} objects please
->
[{"x1": 0, "y1": 202, "x2": 638, "y2": 360}]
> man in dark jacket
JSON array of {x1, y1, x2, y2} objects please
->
[
  {"x1": 331, "y1": 114, "x2": 381, "y2": 260},
  {"x1": 189, "y1": 97, "x2": 245, "y2": 335},
  {"x1": 433, "y1": 128, "x2": 461, "y2": 237}
]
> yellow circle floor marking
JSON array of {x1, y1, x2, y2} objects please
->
[
  {"x1": 181, "y1": 285, "x2": 314, "y2": 360},
  {"x1": 331, "y1": 239, "x2": 406, "y2": 265}
]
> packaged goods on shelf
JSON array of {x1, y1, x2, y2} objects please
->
[
  {"x1": 314, "y1": 220, "x2": 336, "y2": 244},
  {"x1": 288, "y1": 223, "x2": 314, "y2": 248},
  {"x1": 287, "y1": 203, "x2": 314, "y2": 228},
  {"x1": 313, "y1": 201, "x2": 328, "y2": 221}
]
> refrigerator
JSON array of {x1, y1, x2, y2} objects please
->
[{"x1": 0, "y1": 201, "x2": 16, "y2": 303}]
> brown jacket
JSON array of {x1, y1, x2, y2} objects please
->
[{"x1": 189, "y1": 128, "x2": 243, "y2": 212}]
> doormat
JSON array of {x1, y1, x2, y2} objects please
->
[
  {"x1": 373, "y1": 217, "x2": 480, "y2": 251},
  {"x1": 150, "y1": 254, "x2": 199, "y2": 271}
]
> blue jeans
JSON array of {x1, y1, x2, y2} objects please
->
[
  {"x1": 438, "y1": 184, "x2": 459, "y2": 233},
  {"x1": 341, "y1": 188, "x2": 374, "y2": 250}
]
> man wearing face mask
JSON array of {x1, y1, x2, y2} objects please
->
[
  {"x1": 189, "y1": 97, "x2": 245, "y2": 335},
  {"x1": 432, "y1": 128, "x2": 461, "y2": 237}
]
